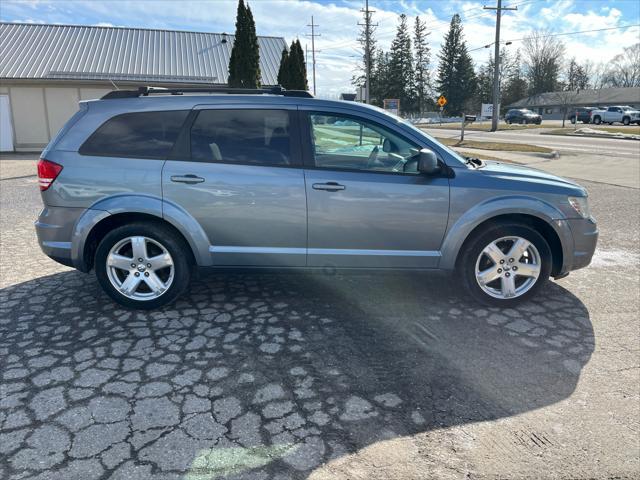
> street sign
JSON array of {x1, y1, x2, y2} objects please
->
[
  {"x1": 481, "y1": 103, "x2": 493, "y2": 118},
  {"x1": 437, "y1": 95, "x2": 447, "y2": 107},
  {"x1": 383, "y1": 98, "x2": 400, "y2": 116}
]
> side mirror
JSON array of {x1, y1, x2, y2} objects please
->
[{"x1": 418, "y1": 148, "x2": 440, "y2": 175}]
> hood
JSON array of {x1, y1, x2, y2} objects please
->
[{"x1": 477, "y1": 161, "x2": 587, "y2": 196}]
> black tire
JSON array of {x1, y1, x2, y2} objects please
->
[
  {"x1": 623, "y1": 117, "x2": 630, "y2": 126},
  {"x1": 458, "y1": 222, "x2": 552, "y2": 307},
  {"x1": 95, "y1": 222, "x2": 192, "y2": 310},
  {"x1": 570, "y1": 116, "x2": 576, "y2": 124},
  {"x1": 593, "y1": 116, "x2": 601, "y2": 125}
]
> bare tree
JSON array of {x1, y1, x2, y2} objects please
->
[
  {"x1": 553, "y1": 89, "x2": 579, "y2": 127},
  {"x1": 603, "y1": 43, "x2": 640, "y2": 88},
  {"x1": 523, "y1": 29, "x2": 566, "y2": 95}
]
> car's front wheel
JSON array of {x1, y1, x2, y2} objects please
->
[
  {"x1": 95, "y1": 222, "x2": 191, "y2": 309},
  {"x1": 459, "y1": 223, "x2": 552, "y2": 306}
]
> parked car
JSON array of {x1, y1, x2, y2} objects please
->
[
  {"x1": 590, "y1": 106, "x2": 640, "y2": 125},
  {"x1": 504, "y1": 109, "x2": 542, "y2": 125},
  {"x1": 568, "y1": 107, "x2": 598, "y2": 124},
  {"x1": 36, "y1": 86, "x2": 597, "y2": 309}
]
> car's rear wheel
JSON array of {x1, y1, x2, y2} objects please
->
[
  {"x1": 593, "y1": 116, "x2": 601, "y2": 125},
  {"x1": 570, "y1": 116, "x2": 576, "y2": 124},
  {"x1": 623, "y1": 117, "x2": 630, "y2": 125},
  {"x1": 95, "y1": 222, "x2": 191, "y2": 309},
  {"x1": 459, "y1": 223, "x2": 552, "y2": 306}
]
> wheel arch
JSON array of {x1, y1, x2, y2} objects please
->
[
  {"x1": 451, "y1": 214, "x2": 564, "y2": 276},
  {"x1": 439, "y1": 196, "x2": 569, "y2": 276},
  {"x1": 71, "y1": 195, "x2": 212, "y2": 272}
]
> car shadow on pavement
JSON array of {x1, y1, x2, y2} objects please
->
[{"x1": 0, "y1": 270, "x2": 593, "y2": 480}]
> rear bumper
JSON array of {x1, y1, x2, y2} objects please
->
[{"x1": 35, "y1": 206, "x2": 84, "y2": 269}]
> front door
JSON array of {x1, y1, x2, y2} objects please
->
[
  {"x1": 163, "y1": 107, "x2": 307, "y2": 266},
  {"x1": 302, "y1": 111, "x2": 449, "y2": 269}
]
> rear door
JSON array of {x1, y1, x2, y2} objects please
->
[
  {"x1": 162, "y1": 105, "x2": 307, "y2": 266},
  {"x1": 300, "y1": 110, "x2": 449, "y2": 269}
]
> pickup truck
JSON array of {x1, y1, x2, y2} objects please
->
[{"x1": 590, "y1": 105, "x2": 640, "y2": 125}]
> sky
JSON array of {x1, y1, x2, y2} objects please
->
[{"x1": 1, "y1": 0, "x2": 639, "y2": 97}]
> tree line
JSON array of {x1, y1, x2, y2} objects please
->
[
  {"x1": 225, "y1": 0, "x2": 639, "y2": 114},
  {"x1": 353, "y1": 12, "x2": 640, "y2": 116}
]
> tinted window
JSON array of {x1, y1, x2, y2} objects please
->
[
  {"x1": 309, "y1": 113, "x2": 420, "y2": 174},
  {"x1": 190, "y1": 109, "x2": 290, "y2": 165},
  {"x1": 80, "y1": 110, "x2": 188, "y2": 159}
]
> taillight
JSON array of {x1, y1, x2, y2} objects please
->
[{"x1": 37, "y1": 159, "x2": 63, "y2": 191}]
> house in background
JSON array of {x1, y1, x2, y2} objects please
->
[
  {"x1": 507, "y1": 87, "x2": 640, "y2": 120},
  {"x1": 0, "y1": 22, "x2": 286, "y2": 151}
]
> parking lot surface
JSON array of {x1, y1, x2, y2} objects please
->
[{"x1": 1, "y1": 159, "x2": 638, "y2": 479}]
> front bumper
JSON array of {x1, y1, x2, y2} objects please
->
[{"x1": 556, "y1": 217, "x2": 598, "y2": 275}]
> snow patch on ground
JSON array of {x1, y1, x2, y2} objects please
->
[{"x1": 575, "y1": 128, "x2": 640, "y2": 140}]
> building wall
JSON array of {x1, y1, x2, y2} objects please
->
[{"x1": 0, "y1": 82, "x2": 111, "y2": 151}]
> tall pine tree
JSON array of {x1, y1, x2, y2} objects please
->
[
  {"x1": 413, "y1": 16, "x2": 431, "y2": 114},
  {"x1": 228, "y1": 0, "x2": 261, "y2": 88},
  {"x1": 388, "y1": 14, "x2": 415, "y2": 113},
  {"x1": 436, "y1": 14, "x2": 476, "y2": 115},
  {"x1": 288, "y1": 40, "x2": 309, "y2": 90},
  {"x1": 277, "y1": 48, "x2": 290, "y2": 87}
]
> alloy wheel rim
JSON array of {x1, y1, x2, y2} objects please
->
[
  {"x1": 474, "y1": 236, "x2": 541, "y2": 300},
  {"x1": 106, "y1": 236, "x2": 174, "y2": 301}
]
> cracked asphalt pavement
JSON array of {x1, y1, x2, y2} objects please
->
[{"x1": 1, "y1": 158, "x2": 638, "y2": 479}]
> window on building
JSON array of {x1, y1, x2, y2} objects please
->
[
  {"x1": 80, "y1": 110, "x2": 189, "y2": 159},
  {"x1": 190, "y1": 109, "x2": 291, "y2": 166}
]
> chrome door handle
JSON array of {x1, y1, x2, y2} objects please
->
[
  {"x1": 170, "y1": 174, "x2": 205, "y2": 184},
  {"x1": 312, "y1": 182, "x2": 345, "y2": 192}
]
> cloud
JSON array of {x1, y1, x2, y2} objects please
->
[{"x1": 0, "y1": 0, "x2": 638, "y2": 98}]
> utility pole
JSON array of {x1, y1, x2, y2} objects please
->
[
  {"x1": 306, "y1": 16, "x2": 320, "y2": 96},
  {"x1": 357, "y1": 0, "x2": 376, "y2": 104},
  {"x1": 484, "y1": 0, "x2": 517, "y2": 132}
]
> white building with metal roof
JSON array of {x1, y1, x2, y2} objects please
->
[{"x1": 0, "y1": 22, "x2": 287, "y2": 151}]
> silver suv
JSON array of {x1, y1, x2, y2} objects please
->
[{"x1": 36, "y1": 87, "x2": 598, "y2": 309}]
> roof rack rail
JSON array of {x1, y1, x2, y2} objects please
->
[{"x1": 101, "y1": 85, "x2": 313, "y2": 100}]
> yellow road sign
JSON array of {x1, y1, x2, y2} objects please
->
[{"x1": 437, "y1": 95, "x2": 447, "y2": 107}]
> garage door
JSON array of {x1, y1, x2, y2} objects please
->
[{"x1": 0, "y1": 95, "x2": 14, "y2": 152}]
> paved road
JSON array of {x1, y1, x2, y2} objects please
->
[
  {"x1": 422, "y1": 127, "x2": 640, "y2": 157},
  {"x1": 0, "y1": 161, "x2": 638, "y2": 479}
]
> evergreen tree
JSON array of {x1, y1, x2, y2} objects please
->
[
  {"x1": 228, "y1": 0, "x2": 261, "y2": 88},
  {"x1": 436, "y1": 14, "x2": 477, "y2": 115},
  {"x1": 566, "y1": 58, "x2": 589, "y2": 90},
  {"x1": 388, "y1": 14, "x2": 415, "y2": 114},
  {"x1": 277, "y1": 48, "x2": 290, "y2": 88},
  {"x1": 413, "y1": 16, "x2": 431, "y2": 114},
  {"x1": 288, "y1": 40, "x2": 308, "y2": 90},
  {"x1": 370, "y1": 50, "x2": 389, "y2": 106}
]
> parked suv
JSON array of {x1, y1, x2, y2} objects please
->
[
  {"x1": 568, "y1": 107, "x2": 598, "y2": 124},
  {"x1": 504, "y1": 109, "x2": 542, "y2": 125},
  {"x1": 36, "y1": 87, "x2": 597, "y2": 309}
]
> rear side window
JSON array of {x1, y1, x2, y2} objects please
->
[
  {"x1": 190, "y1": 109, "x2": 291, "y2": 166},
  {"x1": 80, "y1": 110, "x2": 189, "y2": 159}
]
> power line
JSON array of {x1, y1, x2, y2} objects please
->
[{"x1": 468, "y1": 23, "x2": 640, "y2": 52}]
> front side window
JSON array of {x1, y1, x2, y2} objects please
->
[
  {"x1": 309, "y1": 113, "x2": 420, "y2": 174},
  {"x1": 80, "y1": 110, "x2": 188, "y2": 159},
  {"x1": 190, "y1": 109, "x2": 290, "y2": 165}
]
